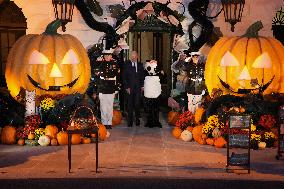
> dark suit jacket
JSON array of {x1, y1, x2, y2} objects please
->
[{"x1": 123, "y1": 60, "x2": 144, "y2": 91}]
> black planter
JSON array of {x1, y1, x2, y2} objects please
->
[{"x1": 272, "y1": 25, "x2": 284, "y2": 45}]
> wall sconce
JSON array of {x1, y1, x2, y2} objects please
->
[
  {"x1": 221, "y1": 0, "x2": 245, "y2": 32},
  {"x1": 52, "y1": 0, "x2": 75, "y2": 32}
]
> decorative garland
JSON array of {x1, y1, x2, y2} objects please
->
[
  {"x1": 115, "y1": 1, "x2": 183, "y2": 35},
  {"x1": 74, "y1": 0, "x2": 216, "y2": 52}
]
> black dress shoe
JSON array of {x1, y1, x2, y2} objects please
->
[
  {"x1": 136, "y1": 119, "x2": 140, "y2": 126},
  {"x1": 105, "y1": 125, "x2": 112, "y2": 129},
  {"x1": 127, "y1": 124, "x2": 133, "y2": 127}
]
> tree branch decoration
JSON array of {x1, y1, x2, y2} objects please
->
[
  {"x1": 187, "y1": 0, "x2": 214, "y2": 52},
  {"x1": 75, "y1": 0, "x2": 119, "y2": 49}
]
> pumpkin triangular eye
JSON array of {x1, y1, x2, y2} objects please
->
[
  {"x1": 61, "y1": 49, "x2": 79, "y2": 65},
  {"x1": 220, "y1": 51, "x2": 239, "y2": 67},
  {"x1": 29, "y1": 50, "x2": 50, "y2": 64},
  {"x1": 252, "y1": 52, "x2": 272, "y2": 68}
]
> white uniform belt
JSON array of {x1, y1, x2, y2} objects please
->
[
  {"x1": 100, "y1": 76, "x2": 116, "y2": 80},
  {"x1": 189, "y1": 78, "x2": 203, "y2": 82}
]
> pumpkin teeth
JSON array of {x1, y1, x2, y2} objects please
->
[{"x1": 27, "y1": 75, "x2": 79, "y2": 91}]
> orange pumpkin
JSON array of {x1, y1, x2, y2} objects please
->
[
  {"x1": 197, "y1": 138, "x2": 206, "y2": 145},
  {"x1": 172, "y1": 127, "x2": 182, "y2": 139},
  {"x1": 91, "y1": 124, "x2": 107, "y2": 141},
  {"x1": 239, "y1": 107, "x2": 245, "y2": 113},
  {"x1": 168, "y1": 111, "x2": 180, "y2": 126},
  {"x1": 1, "y1": 126, "x2": 16, "y2": 144},
  {"x1": 205, "y1": 21, "x2": 284, "y2": 95},
  {"x1": 71, "y1": 134, "x2": 81, "y2": 145},
  {"x1": 17, "y1": 138, "x2": 25, "y2": 146},
  {"x1": 81, "y1": 137, "x2": 91, "y2": 144},
  {"x1": 50, "y1": 138, "x2": 58, "y2": 146},
  {"x1": 201, "y1": 133, "x2": 208, "y2": 140},
  {"x1": 28, "y1": 132, "x2": 35, "y2": 140},
  {"x1": 45, "y1": 125, "x2": 58, "y2": 139},
  {"x1": 98, "y1": 124, "x2": 107, "y2": 141},
  {"x1": 5, "y1": 19, "x2": 91, "y2": 100},
  {"x1": 194, "y1": 107, "x2": 205, "y2": 124},
  {"x1": 192, "y1": 125, "x2": 203, "y2": 142},
  {"x1": 112, "y1": 110, "x2": 122, "y2": 126},
  {"x1": 206, "y1": 138, "x2": 214, "y2": 146},
  {"x1": 214, "y1": 137, "x2": 227, "y2": 148},
  {"x1": 57, "y1": 130, "x2": 68, "y2": 145}
]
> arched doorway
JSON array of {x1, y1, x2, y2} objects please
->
[
  {"x1": 127, "y1": 14, "x2": 178, "y2": 98},
  {"x1": 0, "y1": 0, "x2": 27, "y2": 87},
  {"x1": 115, "y1": 1, "x2": 184, "y2": 103}
]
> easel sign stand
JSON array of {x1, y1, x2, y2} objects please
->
[
  {"x1": 226, "y1": 115, "x2": 251, "y2": 174},
  {"x1": 276, "y1": 105, "x2": 284, "y2": 160}
]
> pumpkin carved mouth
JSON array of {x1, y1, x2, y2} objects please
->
[
  {"x1": 27, "y1": 75, "x2": 79, "y2": 91},
  {"x1": 218, "y1": 75, "x2": 275, "y2": 94}
]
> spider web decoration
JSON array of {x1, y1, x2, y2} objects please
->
[
  {"x1": 272, "y1": 5, "x2": 284, "y2": 45},
  {"x1": 272, "y1": 5, "x2": 284, "y2": 25}
]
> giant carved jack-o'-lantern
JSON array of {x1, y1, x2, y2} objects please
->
[
  {"x1": 205, "y1": 21, "x2": 284, "y2": 95},
  {"x1": 5, "y1": 19, "x2": 91, "y2": 99}
]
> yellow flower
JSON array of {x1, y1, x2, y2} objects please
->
[
  {"x1": 264, "y1": 132, "x2": 275, "y2": 140},
  {"x1": 40, "y1": 98, "x2": 55, "y2": 111},
  {"x1": 251, "y1": 133, "x2": 261, "y2": 141}
]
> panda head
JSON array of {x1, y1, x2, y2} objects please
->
[{"x1": 145, "y1": 60, "x2": 158, "y2": 76}]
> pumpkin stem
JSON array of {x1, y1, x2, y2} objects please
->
[
  {"x1": 242, "y1": 21, "x2": 264, "y2": 38},
  {"x1": 44, "y1": 19, "x2": 62, "y2": 35}
]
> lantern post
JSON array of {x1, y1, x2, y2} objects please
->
[
  {"x1": 52, "y1": 0, "x2": 76, "y2": 32},
  {"x1": 221, "y1": 0, "x2": 245, "y2": 32}
]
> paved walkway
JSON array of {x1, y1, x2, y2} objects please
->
[{"x1": 0, "y1": 115, "x2": 283, "y2": 183}]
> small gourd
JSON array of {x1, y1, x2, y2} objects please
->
[
  {"x1": 50, "y1": 138, "x2": 58, "y2": 146},
  {"x1": 28, "y1": 132, "x2": 35, "y2": 140},
  {"x1": 17, "y1": 138, "x2": 25, "y2": 146},
  {"x1": 180, "y1": 130, "x2": 193, "y2": 142},
  {"x1": 212, "y1": 128, "x2": 221, "y2": 138}
]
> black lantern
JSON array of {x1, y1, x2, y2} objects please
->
[
  {"x1": 221, "y1": 0, "x2": 245, "y2": 32},
  {"x1": 272, "y1": 6, "x2": 284, "y2": 45},
  {"x1": 52, "y1": 0, "x2": 75, "y2": 32}
]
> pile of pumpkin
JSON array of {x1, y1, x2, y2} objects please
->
[
  {"x1": 169, "y1": 108, "x2": 227, "y2": 148},
  {"x1": 0, "y1": 124, "x2": 109, "y2": 146}
]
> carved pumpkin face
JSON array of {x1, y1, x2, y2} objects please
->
[
  {"x1": 5, "y1": 33, "x2": 91, "y2": 99},
  {"x1": 205, "y1": 23, "x2": 284, "y2": 95}
]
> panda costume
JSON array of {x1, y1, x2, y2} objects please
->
[{"x1": 144, "y1": 60, "x2": 163, "y2": 128}]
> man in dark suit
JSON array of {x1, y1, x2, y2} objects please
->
[{"x1": 123, "y1": 51, "x2": 144, "y2": 127}]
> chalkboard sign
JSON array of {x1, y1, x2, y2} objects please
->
[
  {"x1": 228, "y1": 153, "x2": 249, "y2": 165},
  {"x1": 229, "y1": 115, "x2": 250, "y2": 128},
  {"x1": 229, "y1": 134, "x2": 249, "y2": 147}
]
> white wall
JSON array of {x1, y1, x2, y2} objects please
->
[{"x1": 13, "y1": 0, "x2": 284, "y2": 48}]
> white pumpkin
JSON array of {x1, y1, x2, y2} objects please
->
[
  {"x1": 258, "y1": 142, "x2": 266, "y2": 149},
  {"x1": 38, "y1": 135, "x2": 50, "y2": 146},
  {"x1": 180, "y1": 130, "x2": 193, "y2": 142},
  {"x1": 212, "y1": 128, "x2": 221, "y2": 138}
]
